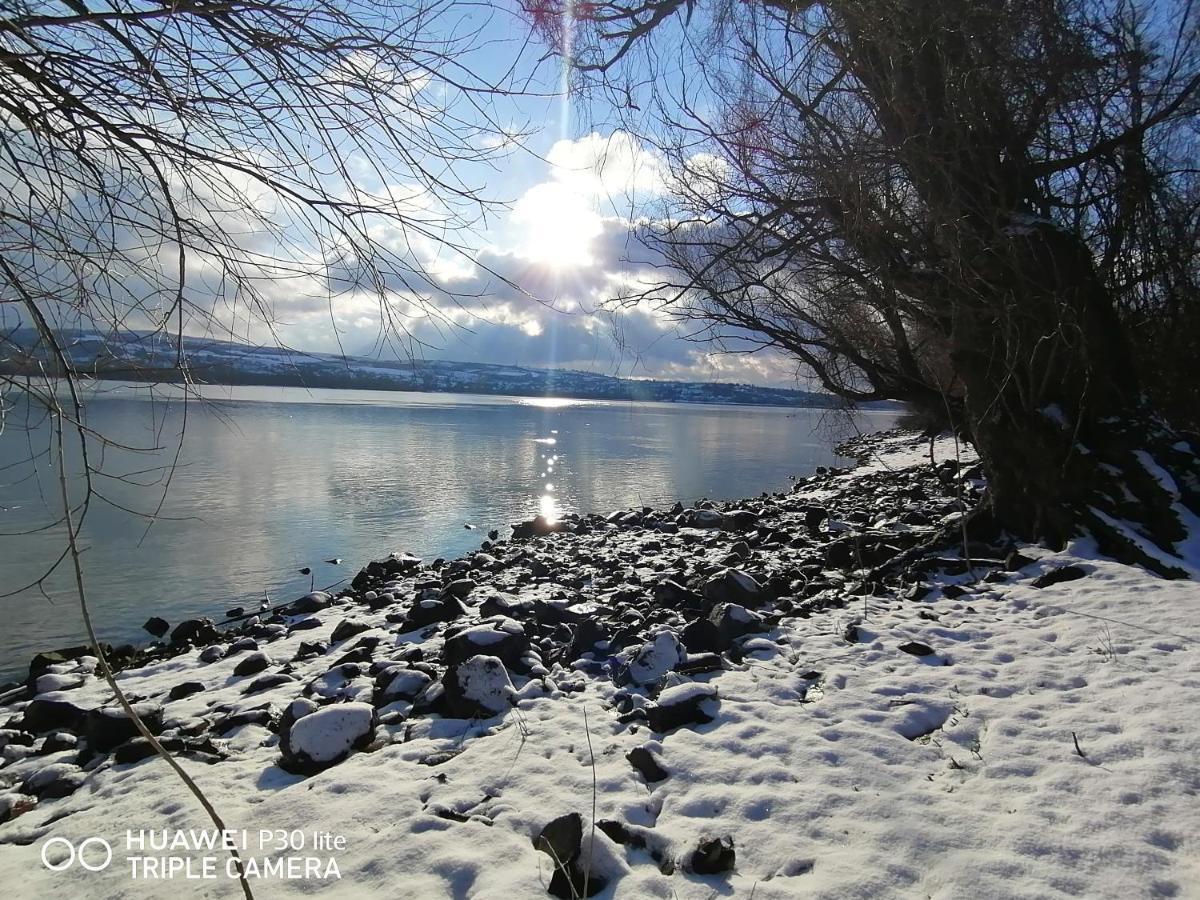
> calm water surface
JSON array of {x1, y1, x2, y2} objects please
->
[{"x1": 0, "y1": 383, "x2": 894, "y2": 680}]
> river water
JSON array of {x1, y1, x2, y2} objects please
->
[{"x1": 0, "y1": 382, "x2": 895, "y2": 681}]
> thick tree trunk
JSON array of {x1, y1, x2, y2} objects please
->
[{"x1": 951, "y1": 223, "x2": 1200, "y2": 577}]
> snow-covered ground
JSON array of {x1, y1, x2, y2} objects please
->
[{"x1": 1, "y1": 432, "x2": 1198, "y2": 898}]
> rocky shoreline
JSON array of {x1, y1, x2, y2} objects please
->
[{"x1": 5, "y1": 427, "x2": 1184, "y2": 898}]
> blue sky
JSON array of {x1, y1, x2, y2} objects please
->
[{"x1": 225, "y1": 2, "x2": 795, "y2": 387}]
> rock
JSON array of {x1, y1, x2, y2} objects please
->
[
  {"x1": 443, "y1": 619, "x2": 529, "y2": 668},
  {"x1": 243, "y1": 674, "x2": 296, "y2": 695},
  {"x1": 709, "y1": 603, "x2": 764, "y2": 645},
  {"x1": 279, "y1": 702, "x2": 375, "y2": 774},
  {"x1": 85, "y1": 704, "x2": 163, "y2": 753},
  {"x1": 703, "y1": 568, "x2": 763, "y2": 608},
  {"x1": 618, "y1": 632, "x2": 686, "y2": 687},
  {"x1": 441, "y1": 655, "x2": 515, "y2": 718},
  {"x1": 213, "y1": 706, "x2": 277, "y2": 735},
  {"x1": 686, "y1": 836, "x2": 735, "y2": 875},
  {"x1": 722, "y1": 509, "x2": 759, "y2": 530},
  {"x1": 652, "y1": 579, "x2": 704, "y2": 611},
  {"x1": 198, "y1": 645, "x2": 226, "y2": 664},
  {"x1": 277, "y1": 697, "x2": 319, "y2": 759},
  {"x1": 228, "y1": 636, "x2": 259, "y2": 655},
  {"x1": 41, "y1": 732, "x2": 78, "y2": 753},
  {"x1": 330, "y1": 618, "x2": 370, "y2": 643},
  {"x1": 681, "y1": 619, "x2": 726, "y2": 654},
  {"x1": 626, "y1": 745, "x2": 669, "y2": 783},
  {"x1": 351, "y1": 554, "x2": 421, "y2": 591},
  {"x1": 443, "y1": 578, "x2": 477, "y2": 600},
  {"x1": 799, "y1": 504, "x2": 829, "y2": 529},
  {"x1": 225, "y1": 606, "x2": 245, "y2": 619},
  {"x1": 232, "y1": 652, "x2": 271, "y2": 677},
  {"x1": 376, "y1": 668, "x2": 433, "y2": 704},
  {"x1": 22, "y1": 763, "x2": 86, "y2": 799},
  {"x1": 0, "y1": 793, "x2": 36, "y2": 825},
  {"x1": 289, "y1": 592, "x2": 332, "y2": 615},
  {"x1": 114, "y1": 737, "x2": 172, "y2": 765},
  {"x1": 167, "y1": 681, "x2": 206, "y2": 702},
  {"x1": 646, "y1": 683, "x2": 718, "y2": 733},
  {"x1": 402, "y1": 594, "x2": 466, "y2": 629},
  {"x1": 0, "y1": 729, "x2": 34, "y2": 750},
  {"x1": 28, "y1": 645, "x2": 107, "y2": 680},
  {"x1": 35, "y1": 673, "x2": 85, "y2": 693},
  {"x1": 21, "y1": 695, "x2": 88, "y2": 734},
  {"x1": 532, "y1": 812, "x2": 609, "y2": 899},
  {"x1": 170, "y1": 619, "x2": 219, "y2": 646},
  {"x1": 511, "y1": 515, "x2": 566, "y2": 540},
  {"x1": 898, "y1": 641, "x2": 935, "y2": 657},
  {"x1": 683, "y1": 508, "x2": 724, "y2": 529},
  {"x1": 142, "y1": 617, "x2": 170, "y2": 639},
  {"x1": 478, "y1": 593, "x2": 535, "y2": 619},
  {"x1": 1033, "y1": 565, "x2": 1088, "y2": 588}
]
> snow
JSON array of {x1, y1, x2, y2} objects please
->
[
  {"x1": 1, "y1": 432, "x2": 1198, "y2": 898},
  {"x1": 286, "y1": 703, "x2": 374, "y2": 764},
  {"x1": 456, "y1": 655, "x2": 515, "y2": 714},
  {"x1": 655, "y1": 682, "x2": 717, "y2": 708}
]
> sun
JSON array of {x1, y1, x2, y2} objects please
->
[{"x1": 511, "y1": 181, "x2": 603, "y2": 268}]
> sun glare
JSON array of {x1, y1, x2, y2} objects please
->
[{"x1": 512, "y1": 182, "x2": 602, "y2": 268}]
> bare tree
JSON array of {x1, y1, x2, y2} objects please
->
[
  {"x1": 524, "y1": 0, "x2": 1200, "y2": 575},
  {"x1": 1, "y1": 0, "x2": 533, "y2": 887}
]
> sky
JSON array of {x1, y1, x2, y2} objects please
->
[{"x1": 221, "y1": 3, "x2": 798, "y2": 388}]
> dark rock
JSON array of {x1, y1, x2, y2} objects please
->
[
  {"x1": 652, "y1": 579, "x2": 704, "y2": 611},
  {"x1": 213, "y1": 706, "x2": 277, "y2": 735},
  {"x1": 681, "y1": 618, "x2": 726, "y2": 653},
  {"x1": 443, "y1": 578, "x2": 477, "y2": 600},
  {"x1": 677, "y1": 652, "x2": 724, "y2": 676},
  {"x1": 225, "y1": 607, "x2": 245, "y2": 619},
  {"x1": 288, "y1": 617, "x2": 323, "y2": 632},
  {"x1": 22, "y1": 763, "x2": 87, "y2": 799},
  {"x1": 1033, "y1": 565, "x2": 1088, "y2": 588},
  {"x1": 29, "y1": 645, "x2": 108, "y2": 680},
  {"x1": 167, "y1": 681, "x2": 206, "y2": 702},
  {"x1": 403, "y1": 594, "x2": 466, "y2": 629},
  {"x1": 444, "y1": 621, "x2": 531, "y2": 669},
  {"x1": 294, "y1": 641, "x2": 329, "y2": 661},
  {"x1": 198, "y1": 645, "x2": 226, "y2": 664},
  {"x1": 898, "y1": 641, "x2": 935, "y2": 657},
  {"x1": 703, "y1": 568, "x2": 763, "y2": 609},
  {"x1": 709, "y1": 603, "x2": 764, "y2": 645},
  {"x1": 626, "y1": 745, "x2": 669, "y2": 783},
  {"x1": 330, "y1": 619, "x2": 370, "y2": 643},
  {"x1": 288, "y1": 592, "x2": 332, "y2": 615},
  {"x1": 1005, "y1": 549, "x2": 1036, "y2": 571},
  {"x1": 646, "y1": 684, "x2": 718, "y2": 733},
  {"x1": 21, "y1": 696, "x2": 88, "y2": 734},
  {"x1": 722, "y1": 509, "x2": 760, "y2": 530},
  {"x1": 511, "y1": 516, "x2": 566, "y2": 541},
  {"x1": 233, "y1": 652, "x2": 271, "y2": 677},
  {"x1": 170, "y1": 619, "x2": 220, "y2": 646},
  {"x1": 243, "y1": 674, "x2": 296, "y2": 695},
  {"x1": 532, "y1": 812, "x2": 607, "y2": 899},
  {"x1": 114, "y1": 736, "x2": 183, "y2": 765},
  {"x1": 142, "y1": 617, "x2": 170, "y2": 639},
  {"x1": 85, "y1": 704, "x2": 163, "y2": 753},
  {"x1": 41, "y1": 731, "x2": 77, "y2": 753},
  {"x1": 687, "y1": 836, "x2": 735, "y2": 875}
]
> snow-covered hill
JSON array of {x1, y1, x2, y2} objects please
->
[{"x1": 2, "y1": 330, "x2": 879, "y2": 409}]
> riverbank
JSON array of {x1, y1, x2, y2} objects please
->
[{"x1": 1, "y1": 429, "x2": 1197, "y2": 898}]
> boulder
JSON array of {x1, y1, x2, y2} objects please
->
[
  {"x1": 278, "y1": 702, "x2": 375, "y2": 775},
  {"x1": 167, "y1": 681, "x2": 206, "y2": 702},
  {"x1": 170, "y1": 619, "x2": 219, "y2": 646},
  {"x1": 703, "y1": 569, "x2": 763, "y2": 609},
  {"x1": 443, "y1": 619, "x2": 529, "y2": 668},
  {"x1": 232, "y1": 652, "x2": 271, "y2": 677},
  {"x1": 85, "y1": 704, "x2": 163, "y2": 753},
  {"x1": 440, "y1": 655, "x2": 515, "y2": 718},
  {"x1": 646, "y1": 683, "x2": 718, "y2": 733},
  {"x1": 142, "y1": 617, "x2": 170, "y2": 639},
  {"x1": 21, "y1": 695, "x2": 88, "y2": 734}
]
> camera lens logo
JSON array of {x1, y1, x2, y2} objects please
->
[{"x1": 40, "y1": 837, "x2": 112, "y2": 872}]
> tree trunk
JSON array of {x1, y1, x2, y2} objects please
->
[{"x1": 951, "y1": 223, "x2": 1200, "y2": 577}]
